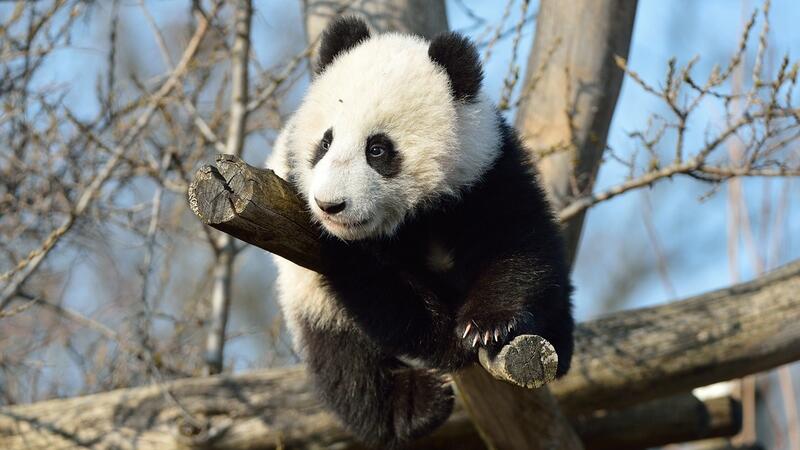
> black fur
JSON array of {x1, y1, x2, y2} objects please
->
[
  {"x1": 428, "y1": 32, "x2": 484, "y2": 102},
  {"x1": 302, "y1": 320, "x2": 454, "y2": 449},
  {"x1": 316, "y1": 16, "x2": 371, "y2": 74},
  {"x1": 295, "y1": 116, "x2": 574, "y2": 448},
  {"x1": 365, "y1": 133, "x2": 401, "y2": 178}
]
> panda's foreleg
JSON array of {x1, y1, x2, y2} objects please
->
[
  {"x1": 455, "y1": 251, "x2": 574, "y2": 376},
  {"x1": 320, "y1": 241, "x2": 455, "y2": 356},
  {"x1": 301, "y1": 321, "x2": 454, "y2": 448}
]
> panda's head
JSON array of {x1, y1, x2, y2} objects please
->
[{"x1": 288, "y1": 17, "x2": 500, "y2": 241}]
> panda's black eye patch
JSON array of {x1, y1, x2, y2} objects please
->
[
  {"x1": 365, "y1": 133, "x2": 400, "y2": 178},
  {"x1": 310, "y1": 128, "x2": 333, "y2": 167}
]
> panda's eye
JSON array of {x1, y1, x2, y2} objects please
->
[
  {"x1": 368, "y1": 144, "x2": 385, "y2": 158},
  {"x1": 310, "y1": 128, "x2": 334, "y2": 167},
  {"x1": 365, "y1": 133, "x2": 399, "y2": 178}
]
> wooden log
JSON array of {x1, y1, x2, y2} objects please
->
[
  {"x1": 188, "y1": 154, "x2": 561, "y2": 390},
  {"x1": 573, "y1": 394, "x2": 741, "y2": 450},
  {"x1": 0, "y1": 370, "x2": 741, "y2": 450},
  {"x1": 689, "y1": 441, "x2": 765, "y2": 450},
  {"x1": 517, "y1": 0, "x2": 639, "y2": 266},
  {"x1": 551, "y1": 259, "x2": 800, "y2": 414},
  {"x1": 190, "y1": 154, "x2": 800, "y2": 417},
  {"x1": 188, "y1": 154, "x2": 323, "y2": 273}
]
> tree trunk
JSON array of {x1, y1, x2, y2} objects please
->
[
  {"x1": 303, "y1": 0, "x2": 448, "y2": 42},
  {"x1": 517, "y1": 0, "x2": 639, "y2": 265}
]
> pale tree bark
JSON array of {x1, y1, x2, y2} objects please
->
[
  {"x1": 304, "y1": 0, "x2": 448, "y2": 41},
  {"x1": 205, "y1": 0, "x2": 252, "y2": 375},
  {"x1": 0, "y1": 370, "x2": 742, "y2": 450},
  {"x1": 185, "y1": 157, "x2": 800, "y2": 410},
  {"x1": 516, "y1": 0, "x2": 639, "y2": 265},
  {"x1": 6, "y1": 214, "x2": 799, "y2": 449}
]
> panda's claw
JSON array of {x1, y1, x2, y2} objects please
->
[{"x1": 457, "y1": 311, "x2": 534, "y2": 353}]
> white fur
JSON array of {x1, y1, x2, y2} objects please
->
[
  {"x1": 288, "y1": 33, "x2": 500, "y2": 240},
  {"x1": 269, "y1": 32, "x2": 501, "y2": 338}
]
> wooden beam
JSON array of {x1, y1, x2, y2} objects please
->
[
  {"x1": 0, "y1": 373, "x2": 741, "y2": 450},
  {"x1": 551, "y1": 259, "x2": 800, "y2": 414},
  {"x1": 190, "y1": 153, "x2": 800, "y2": 418},
  {"x1": 573, "y1": 394, "x2": 741, "y2": 450}
]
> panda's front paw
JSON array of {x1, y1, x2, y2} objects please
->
[{"x1": 456, "y1": 309, "x2": 533, "y2": 351}]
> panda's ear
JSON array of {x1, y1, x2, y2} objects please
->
[
  {"x1": 316, "y1": 16, "x2": 371, "y2": 75},
  {"x1": 428, "y1": 32, "x2": 483, "y2": 102}
]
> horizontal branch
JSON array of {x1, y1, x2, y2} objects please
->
[
  {"x1": 0, "y1": 372, "x2": 740, "y2": 450},
  {"x1": 188, "y1": 155, "x2": 560, "y2": 389},
  {"x1": 552, "y1": 258, "x2": 800, "y2": 413},
  {"x1": 572, "y1": 393, "x2": 741, "y2": 450}
]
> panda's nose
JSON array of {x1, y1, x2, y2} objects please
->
[{"x1": 315, "y1": 198, "x2": 347, "y2": 215}]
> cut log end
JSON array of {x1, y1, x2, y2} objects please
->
[
  {"x1": 188, "y1": 165, "x2": 237, "y2": 225},
  {"x1": 478, "y1": 334, "x2": 558, "y2": 389}
]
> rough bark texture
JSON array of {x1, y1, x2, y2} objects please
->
[
  {"x1": 517, "y1": 0, "x2": 639, "y2": 265},
  {"x1": 304, "y1": 0, "x2": 448, "y2": 42},
  {"x1": 188, "y1": 155, "x2": 323, "y2": 273},
  {"x1": 0, "y1": 369, "x2": 740, "y2": 450},
  {"x1": 551, "y1": 259, "x2": 800, "y2": 414},
  {"x1": 5, "y1": 259, "x2": 798, "y2": 449},
  {"x1": 572, "y1": 394, "x2": 741, "y2": 450}
]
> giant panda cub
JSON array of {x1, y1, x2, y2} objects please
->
[{"x1": 269, "y1": 16, "x2": 574, "y2": 449}]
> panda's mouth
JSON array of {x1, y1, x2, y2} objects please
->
[{"x1": 322, "y1": 215, "x2": 373, "y2": 229}]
